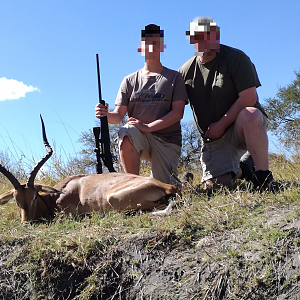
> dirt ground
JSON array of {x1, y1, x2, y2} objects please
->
[{"x1": 1, "y1": 208, "x2": 300, "y2": 300}]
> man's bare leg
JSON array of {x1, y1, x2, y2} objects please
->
[
  {"x1": 234, "y1": 107, "x2": 273, "y2": 191},
  {"x1": 236, "y1": 107, "x2": 269, "y2": 172},
  {"x1": 120, "y1": 136, "x2": 140, "y2": 175},
  {"x1": 204, "y1": 107, "x2": 269, "y2": 190}
]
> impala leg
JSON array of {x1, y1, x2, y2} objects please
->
[{"x1": 106, "y1": 178, "x2": 176, "y2": 211}]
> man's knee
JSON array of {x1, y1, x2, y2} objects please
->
[
  {"x1": 120, "y1": 136, "x2": 133, "y2": 150},
  {"x1": 237, "y1": 107, "x2": 264, "y2": 127},
  {"x1": 236, "y1": 108, "x2": 266, "y2": 142}
]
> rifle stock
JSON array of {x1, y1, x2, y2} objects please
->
[{"x1": 93, "y1": 54, "x2": 116, "y2": 174}]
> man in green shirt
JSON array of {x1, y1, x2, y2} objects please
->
[{"x1": 179, "y1": 17, "x2": 273, "y2": 191}]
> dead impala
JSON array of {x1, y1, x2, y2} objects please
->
[{"x1": 0, "y1": 116, "x2": 179, "y2": 223}]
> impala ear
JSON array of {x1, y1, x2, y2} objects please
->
[
  {"x1": 35, "y1": 184, "x2": 63, "y2": 194},
  {"x1": 0, "y1": 190, "x2": 15, "y2": 204}
]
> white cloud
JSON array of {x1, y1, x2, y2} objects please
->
[{"x1": 0, "y1": 77, "x2": 40, "y2": 101}]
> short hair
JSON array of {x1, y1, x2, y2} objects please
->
[{"x1": 142, "y1": 24, "x2": 164, "y2": 37}]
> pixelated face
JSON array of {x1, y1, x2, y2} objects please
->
[
  {"x1": 190, "y1": 26, "x2": 220, "y2": 53},
  {"x1": 139, "y1": 34, "x2": 164, "y2": 59}
]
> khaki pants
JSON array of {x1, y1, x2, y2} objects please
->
[
  {"x1": 118, "y1": 124, "x2": 181, "y2": 185},
  {"x1": 201, "y1": 115, "x2": 268, "y2": 182}
]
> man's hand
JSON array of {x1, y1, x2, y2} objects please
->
[
  {"x1": 127, "y1": 117, "x2": 151, "y2": 133},
  {"x1": 205, "y1": 121, "x2": 226, "y2": 139},
  {"x1": 95, "y1": 103, "x2": 109, "y2": 119}
]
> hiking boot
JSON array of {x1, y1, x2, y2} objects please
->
[
  {"x1": 252, "y1": 170, "x2": 274, "y2": 192},
  {"x1": 239, "y1": 154, "x2": 255, "y2": 182}
]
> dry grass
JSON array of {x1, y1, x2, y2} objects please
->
[{"x1": 1, "y1": 153, "x2": 300, "y2": 299}]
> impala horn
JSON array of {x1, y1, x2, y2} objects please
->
[
  {"x1": 26, "y1": 115, "x2": 53, "y2": 187},
  {"x1": 0, "y1": 164, "x2": 21, "y2": 189}
]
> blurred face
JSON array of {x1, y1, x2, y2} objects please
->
[
  {"x1": 139, "y1": 34, "x2": 164, "y2": 61},
  {"x1": 190, "y1": 27, "x2": 220, "y2": 53}
]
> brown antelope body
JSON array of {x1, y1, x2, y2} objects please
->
[{"x1": 0, "y1": 116, "x2": 178, "y2": 223}]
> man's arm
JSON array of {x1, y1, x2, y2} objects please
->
[
  {"x1": 95, "y1": 104, "x2": 127, "y2": 124},
  {"x1": 127, "y1": 100, "x2": 186, "y2": 133},
  {"x1": 205, "y1": 87, "x2": 257, "y2": 139}
]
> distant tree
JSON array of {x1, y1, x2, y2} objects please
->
[
  {"x1": 263, "y1": 71, "x2": 300, "y2": 149},
  {"x1": 179, "y1": 121, "x2": 202, "y2": 171}
]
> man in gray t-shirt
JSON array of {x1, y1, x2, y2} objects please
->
[
  {"x1": 179, "y1": 17, "x2": 273, "y2": 191},
  {"x1": 95, "y1": 24, "x2": 188, "y2": 184}
]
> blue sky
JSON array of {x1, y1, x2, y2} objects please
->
[{"x1": 0, "y1": 0, "x2": 299, "y2": 168}]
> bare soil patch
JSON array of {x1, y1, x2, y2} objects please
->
[{"x1": 1, "y1": 205, "x2": 300, "y2": 300}]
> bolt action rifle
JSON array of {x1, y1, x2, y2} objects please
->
[{"x1": 93, "y1": 54, "x2": 116, "y2": 174}]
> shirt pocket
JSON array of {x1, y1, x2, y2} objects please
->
[
  {"x1": 215, "y1": 73, "x2": 232, "y2": 87},
  {"x1": 214, "y1": 73, "x2": 237, "y2": 98}
]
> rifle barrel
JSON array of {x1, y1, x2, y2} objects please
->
[{"x1": 96, "y1": 54, "x2": 105, "y2": 105}]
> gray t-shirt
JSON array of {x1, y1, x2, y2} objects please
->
[
  {"x1": 179, "y1": 44, "x2": 266, "y2": 137},
  {"x1": 115, "y1": 67, "x2": 188, "y2": 146}
]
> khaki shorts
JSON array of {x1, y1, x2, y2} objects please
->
[
  {"x1": 118, "y1": 124, "x2": 181, "y2": 185},
  {"x1": 201, "y1": 115, "x2": 268, "y2": 182}
]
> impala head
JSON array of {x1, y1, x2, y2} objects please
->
[{"x1": 0, "y1": 115, "x2": 61, "y2": 223}]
